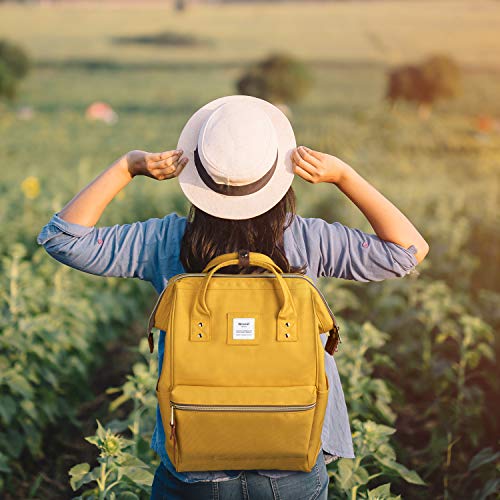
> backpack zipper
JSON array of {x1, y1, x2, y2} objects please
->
[
  {"x1": 168, "y1": 401, "x2": 316, "y2": 454},
  {"x1": 170, "y1": 402, "x2": 316, "y2": 412},
  {"x1": 147, "y1": 273, "x2": 341, "y2": 353}
]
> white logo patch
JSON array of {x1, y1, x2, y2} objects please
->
[{"x1": 233, "y1": 318, "x2": 255, "y2": 340}]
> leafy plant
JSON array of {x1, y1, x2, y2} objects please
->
[
  {"x1": 0, "y1": 39, "x2": 30, "y2": 101},
  {"x1": 68, "y1": 340, "x2": 159, "y2": 499},
  {"x1": 0, "y1": 243, "x2": 147, "y2": 491},
  {"x1": 332, "y1": 419, "x2": 425, "y2": 499},
  {"x1": 69, "y1": 420, "x2": 154, "y2": 500},
  {"x1": 0, "y1": 60, "x2": 16, "y2": 101},
  {"x1": 236, "y1": 53, "x2": 313, "y2": 105},
  {"x1": 105, "y1": 340, "x2": 159, "y2": 459},
  {"x1": 327, "y1": 320, "x2": 426, "y2": 498},
  {"x1": 386, "y1": 54, "x2": 461, "y2": 118}
]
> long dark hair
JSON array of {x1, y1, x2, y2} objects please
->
[{"x1": 180, "y1": 185, "x2": 307, "y2": 275}]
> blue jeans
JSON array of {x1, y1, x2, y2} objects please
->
[{"x1": 151, "y1": 452, "x2": 329, "y2": 499}]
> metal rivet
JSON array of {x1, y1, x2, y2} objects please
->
[
  {"x1": 198, "y1": 322, "x2": 203, "y2": 327},
  {"x1": 285, "y1": 333, "x2": 289, "y2": 338},
  {"x1": 285, "y1": 322, "x2": 290, "y2": 327},
  {"x1": 198, "y1": 333, "x2": 203, "y2": 338}
]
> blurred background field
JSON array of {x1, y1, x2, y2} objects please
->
[{"x1": 0, "y1": 1, "x2": 498, "y2": 499}]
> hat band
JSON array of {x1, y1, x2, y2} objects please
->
[{"x1": 194, "y1": 147, "x2": 278, "y2": 196}]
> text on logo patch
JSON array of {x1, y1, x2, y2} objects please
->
[{"x1": 233, "y1": 318, "x2": 255, "y2": 340}]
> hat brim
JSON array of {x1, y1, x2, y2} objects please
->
[{"x1": 176, "y1": 95, "x2": 296, "y2": 220}]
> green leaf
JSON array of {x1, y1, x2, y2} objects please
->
[
  {"x1": 364, "y1": 421, "x2": 396, "y2": 437},
  {"x1": 465, "y1": 350, "x2": 481, "y2": 369},
  {"x1": 468, "y1": 447, "x2": 500, "y2": 472},
  {"x1": 4, "y1": 428, "x2": 24, "y2": 459},
  {"x1": 435, "y1": 332, "x2": 450, "y2": 344},
  {"x1": 0, "y1": 396, "x2": 16, "y2": 424},
  {"x1": 5, "y1": 372, "x2": 33, "y2": 398},
  {"x1": 105, "y1": 418, "x2": 130, "y2": 434},
  {"x1": 0, "y1": 451, "x2": 11, "y2": 473},
  {"x1": 85, "y1": 436, "x2": 99, "y2": 447},
  {"x1": 68, "y1": 462, "x2": 90, "y2": 476},
  {"x1": 377, "y1": 456, "x2": 426, "y2": 485},
  {"x1": 28, "y1": 474, "x2": 43, "y2": 498},
  {"x1": 115, "y1": 493, "x2": 140, "y2": 500},
  {"x1": 475, "y1": 478, "x2": 500, "y2": 500},
  {"x1": 476, "y1": 343, "x2": 495, "y2": 361},
  {"x1": 118, "y1": 454, "x2": 150, "y2": 468},
  {"x1": 336, "y1": 459, "x2": 356, "y2": 489},
  {"x1": 367, "y1": 483, "x2": 399, "y2": 499},
  {"x1": 374, "y1": 400, "x2": 397, "y2": 424},
  {"x1": 375, "y1": 444, "x2": 396, "y2": 462},
  {"x1": 96, "y1": 419, "x2": 107, "y2": 440},
  {"x1": 20, "y1": 399, "x2": 38, "y2": 421},
  {"x1": 121, "y1": 466, "x2": 154, "y2": 486},
  {"x1": 353, "y1": 465, "x2": 370, "y2": 486},
  {"x1": 68, "y1": 462, "x2": 91, "y2": 491}
]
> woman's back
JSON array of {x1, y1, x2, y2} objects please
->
[
  {"x1": 37, "y1": 209, "x2": 418, "y2": 484},
  {"x1": 36, "y1": 95, "x2": 427, "y2": 499}
]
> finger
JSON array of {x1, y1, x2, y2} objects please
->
[
  {"x1": 157, "y1": 157, "x2": 188, "y2": 177},
  {"x1": 150, "y1": 154, "x2": 182, "y2": 169},
  {"x1": 297, "y1": 146, "x2": 322, "y2": 168},
  {"x1": 147, "y1": 149, "x2": 182, "y2": 163},
  {"x1": 172, "y1": 157, "x2": 189, "y2": 177},
  {"x1": 292, "y1": 149, "x2": 316, "y2": 176},
  {"x1": 292, "y1": 163, "x2": 315, "y2": 183},
  {"x1": 156, "y1": 165, "x2": 177, "y2": 177},
  {"x1": 301, "y1": 146, "x2": 323, "y2": 161}
]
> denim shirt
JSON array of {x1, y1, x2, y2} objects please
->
[{"x1": 36, "y1": 211, "x2": 418, "y2": 483}]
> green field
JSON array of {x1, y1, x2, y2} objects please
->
[{"x1": 0, "y1": 1, "x2": 498, "y2": 499}]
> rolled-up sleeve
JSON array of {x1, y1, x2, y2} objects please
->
[
  {"x1": 36, "y1": 211, "x2": 176, "y2": 282},
  {"x1": 294, "y1": 216, "x2": 419, "y2": 281}
]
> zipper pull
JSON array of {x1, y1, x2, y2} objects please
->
[
  {"x1": 148, "y1": 329, "x2": 154, "y2": 353},
  {"x1": 325, "y1": 324, "x2": 341, "y2": 355},
  {"x1": 169, "y1": 405, "x2": 177, "y2": 451}
]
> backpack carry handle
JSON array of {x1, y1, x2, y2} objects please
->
[
  {"x1": 202, "y1": 251, "x2": 284, "y2": 274},
  {"x1": 191, "y1": 252, "x2": 297, "y2": 344}
]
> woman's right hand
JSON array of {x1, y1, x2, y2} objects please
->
[{"x1": 124, "y1": 149, "x2": 189, "y2": 180}]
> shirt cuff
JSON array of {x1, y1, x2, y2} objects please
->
[
  {"x1": 391, "y1": 242, "x2": 419, "y2": 269},
  {"x1": 36, "y1": 212, "x2": 95, "y2": 245}
]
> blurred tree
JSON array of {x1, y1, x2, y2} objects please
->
[
  {"x1": 236, "y1": 53, "x2": 313, "y2": 111},
  {"x1": 0, "y1": 39, "x2": 30, "y2": 79},
  {"x1": 386, "y1": 54, "x2": 461, "y2": 119},
  {"x1": 0, "y1": 60, "x2": 16, "y2": 101},
  {"x1": 175, "y1": 0, "x2": 186, "y2": 11},
  {"x1": 0, "y1": 39, "x2": 30, "y2": 101}
]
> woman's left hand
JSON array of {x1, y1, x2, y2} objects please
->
[
  {"x1": 291, "y1": 146, "x2": 347, "y2": 185},
  {"x1": 291, "y1": 147, "x2": 429, "y2": 263}
]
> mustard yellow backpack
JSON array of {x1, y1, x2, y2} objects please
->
[{"x1": 147, "y1": 250, "x2": 341, "y2": 473}]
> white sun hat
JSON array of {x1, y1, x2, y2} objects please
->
[{"x1": 176, "y1": 94, "x2": 296, "y2": 220}]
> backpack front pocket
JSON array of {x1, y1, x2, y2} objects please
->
[{"x1": 165, "y1": 384, "x2": 318, "y2": 471}]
